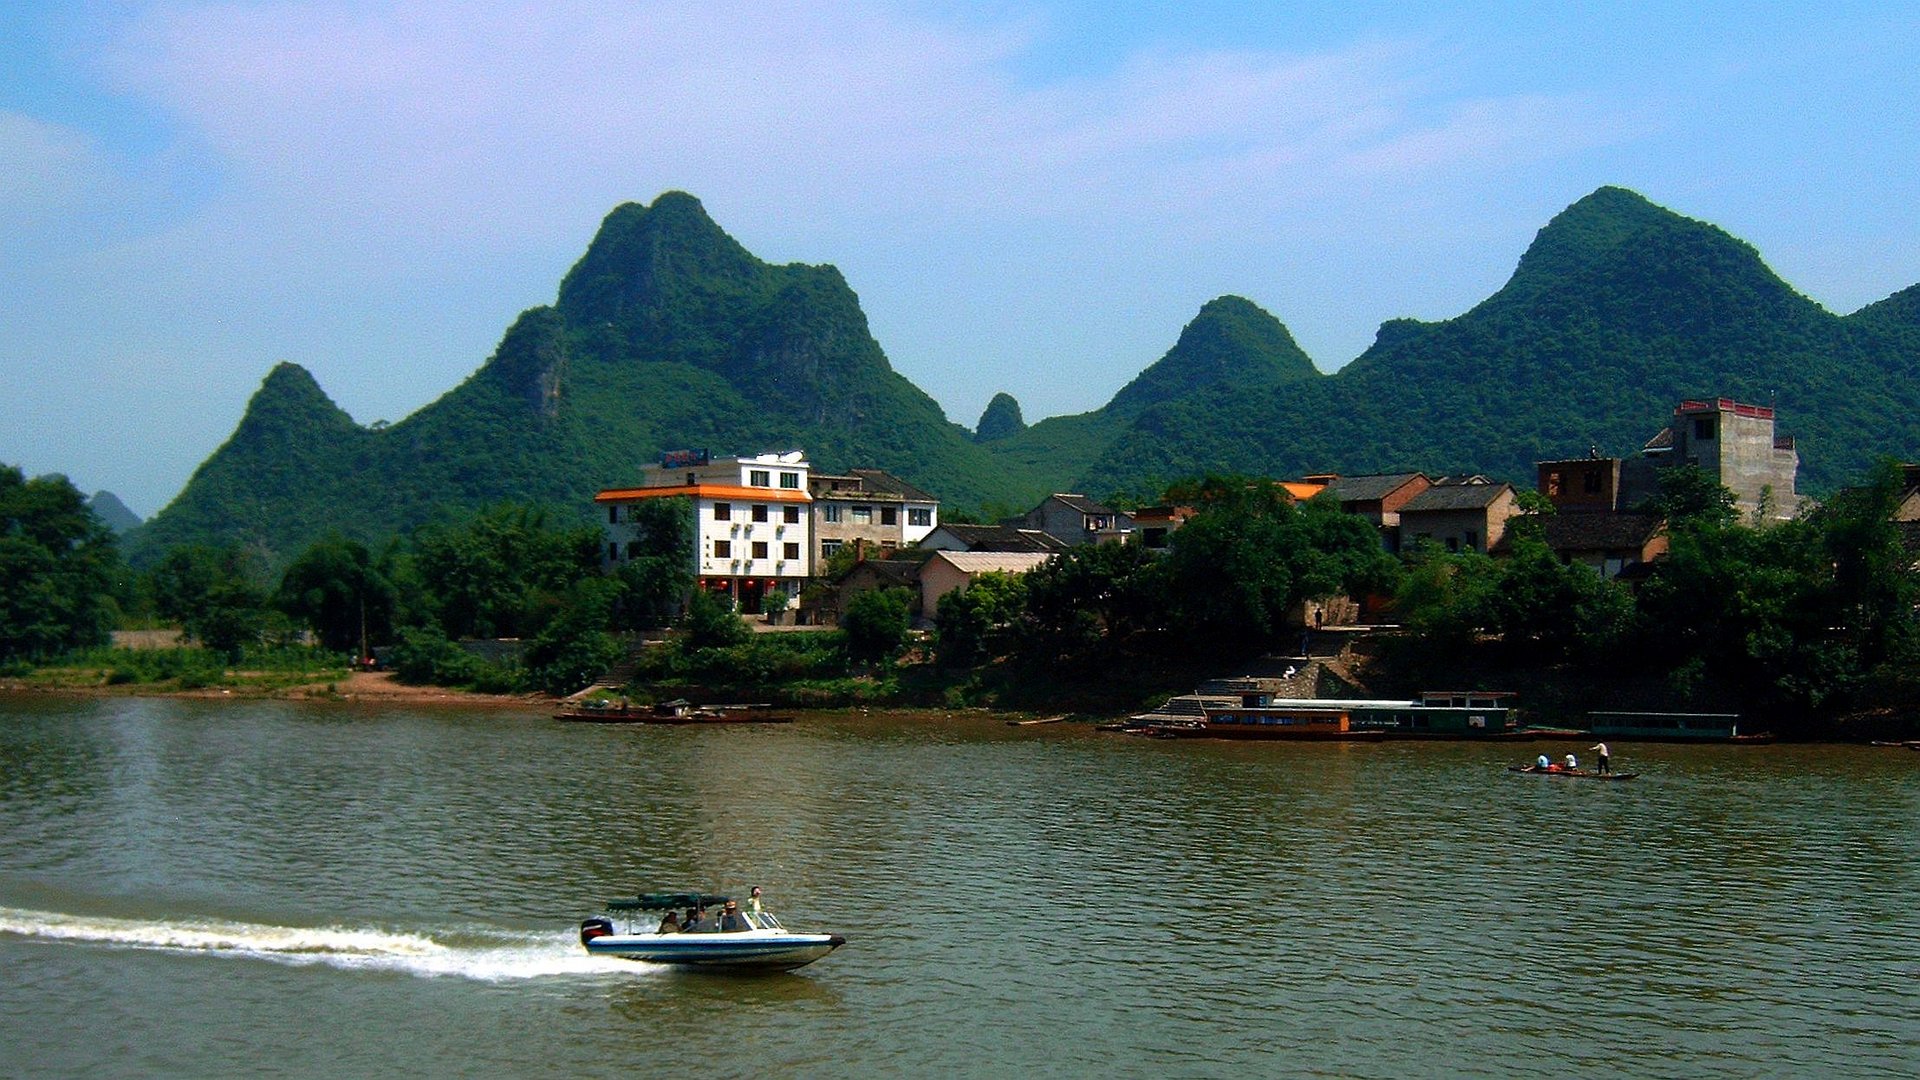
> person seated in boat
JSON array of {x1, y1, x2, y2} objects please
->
[
  {"x1": 1535, "y1": 754, "x2": 1551, "y2": 771},
  {"x1": 1564, "y1": 753, "x2": 1579, "y2": 771},
  {"x1": 656, "y1": 910, "x2": 681, "y2": 934},
  {"x1": 684, "y1": 906, "x2": 708, "y2": 932},
  {"x1": 719, "y1": 899, "x2": 749, "y2": 932}
]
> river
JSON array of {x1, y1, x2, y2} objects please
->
[{"x1": 2, "y1": 695, "x2": 1916, "y2": 1078}]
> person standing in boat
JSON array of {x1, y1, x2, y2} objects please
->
[
  {"x1": 748, "y1": 886, "x2": 764, "y2": 916},
  {"x1": 1591, "y1": 742, "x2": 1611, "y2": 775}
]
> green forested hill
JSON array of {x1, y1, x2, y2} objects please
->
[
  {"x1": 132, "y1": 186, "x2": 1920, "y2": 564},
  {"x1": 1050, "y1": 187, "x2": 1920, "y2": 498},
  {"x1": 131, "y1": 193, "x2": 1052, "y2": 564}
]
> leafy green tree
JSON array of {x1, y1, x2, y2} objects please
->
[
  {"x1": 841, "y1": 587, "x2": 913, "y2": 665},
  {"x1": 1811, "y1": 458, "x2": 1918, "y2": 669},
  {"x1": 524, "y1": 577, "x2": 625, "y2": 694},
  {"x1": 1642, "y1": 466, "x2": 1738, "y2": 531},
  {"x1": 410, "y1": 504, "x2": 603, "y2": 639},
  {"x1": 935, "y1": 570, "x2": 1029, "y2": 667},
  {"x1": 611, "y1": 496, "x2": 694, "y2": 630},
  {"x1": 277, "y1": 534, "x2": 395, "y2": 655},
  {"x1": 1020, "y1": 541, "x2": 1165, "y2": 657},
  {"x1": 147, "y1": 544, "x2": 271, "y2": 661},
  {"x1": 0, "y1": 467, "x2": 122, "y2": 661},
  {"x1": 684, "y1": 587, "x2": 750, "y2": 649},
  {"x1": 1489, "y1": 534, "x2": 1634, "y2": 661}
]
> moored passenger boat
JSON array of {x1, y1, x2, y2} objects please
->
[{"x1": 1587, "y1": 711, "x2": 1771, "y2": 743}]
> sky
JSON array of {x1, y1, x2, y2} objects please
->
[{"x1": 4, "y1": 1, "x2": 1918, "y2": 518}]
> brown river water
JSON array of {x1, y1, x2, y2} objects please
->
[{"x1": 2, "y1": 696, "x2": 1916, "y2": 1077}]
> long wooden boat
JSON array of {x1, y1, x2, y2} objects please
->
[
  {"x1": 555, "y1": 699, "x2": 794, "y2": 725},
  {"x1": 1183, "y1": 704, "x2": 1385, "y2": 741},
  {"x1": 1508, "y1": 765, "x2": 1638, "y2": 781}
]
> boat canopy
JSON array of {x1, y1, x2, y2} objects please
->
[{"x1": 608, "y1": 891, "x2": 732, "y2": 912}]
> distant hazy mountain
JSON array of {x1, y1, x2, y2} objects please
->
[
  {"x1": 86, "y1": 491, "x2": 143, "y2": 534},
  {"x1": 131, "y1": 186, "x2": 1920, "y2": 564}
]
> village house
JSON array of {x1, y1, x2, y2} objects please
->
[
  {"x1": 1307, "y1": 473, "x2": 1432, "y2": 552},
  {"x1": 1397, "y1": 478, "x2": 1519, "y2": 554},
  {"x1": 1008, "y1": 494, "x2": 1134, "y2": 546},
  {"x1": 918, "y1": 551, "x2": 1056, "y2": 616},
  {"x1": 1628, "y1": 397, "x2": 1800, "y2": 520},
  {"x1": 809, "y1": 468, "x2": 940, "y2": 566},
  {"x1": 596, "y1": 450, "x2": 814, "y2": 614},
  {"x1": 920, "y1": 523, "x2": 1066, "y2": 553}
]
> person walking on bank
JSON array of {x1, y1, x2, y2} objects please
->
[{"x1": 1591, "y1": 742, "x2": 1611, "y2": 775}]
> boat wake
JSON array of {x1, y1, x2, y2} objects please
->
[{"x1": 0, "y1": 906, "x2": 645, "y2": 982}]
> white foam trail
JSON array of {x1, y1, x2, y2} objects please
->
[{"x1": 0, "y1": 907, "x2": 648, "y2": 982}]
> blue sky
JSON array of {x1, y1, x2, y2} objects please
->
[{"x1": 4, "y1": 1, "x2": 1918, "y2": 517}]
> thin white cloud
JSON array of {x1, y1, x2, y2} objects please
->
[
  {"x1": 101, "y1": 1, "x2": 1616, "y2": 245},
  {"x1": 0, "y1": 111, "x2": 101, "y2": 228}
]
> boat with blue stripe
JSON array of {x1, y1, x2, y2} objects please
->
[{"x1": 580, "y1": 891, "x2": 845, "y2": 972}]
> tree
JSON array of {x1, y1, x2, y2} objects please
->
[
  {"x1": 841, "y1": 587, "x2": 913, "y2": 665},
  {"x1": 147, "y1": 543, "x2": 270, "y2": 661},
  {"x1": 524, "y1": 577, "x2": 624, "y2": 694},
  {"x1": 1642, "y1": 466, "x2": 1737, "y2": 531},
  {"x1": 1021, "y1": 542, "x2": 1165, "y2": 657},
  {"x1": 277, "y1": 534, "x2": 395, "y2": 655},
  {"x1": 410, "y1": 504, "x2": 603, "y2": 639},
  {"x1": 611, "y1": 496, "x2": 694, "y2": 630},
  {"x1": 935, "y1": 571, "x2": 1029, "y2": 667},
  {"x1": 0, "y1": 467, "x2": 122, "y2": 661},
  {"x1": 684, "y1": 587, "x2": 750, "y2": 650}
]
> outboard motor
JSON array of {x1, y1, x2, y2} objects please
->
[{"x1": 579, "y1": 917, "x2": 615, "y2": 947}]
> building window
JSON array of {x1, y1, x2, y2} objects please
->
[
  {"x1": 823, "y1": 504, "x2": 843, "y2": 523},
  {"x1": 822, "y1": 539, "x2": 844, "y2": 559},
  {"x1": 784, "y1": 505, "x2": 801, "y2": 524},
  {"x1": 607, "y1": 505, "x2": 619, "y2": 524},
  {"x1": 626, "y1": 541, "x2": 641, "y2": 559},
  {"x1": 1445, "y1": 537, "x2": 1460, "y2": 553},
  {"x1": 779, "y1": 471, "x2": 801, "y2": 489},
  {"x1": 749, "y1": 469, "x2": 770, "y2": 487},
  {"x1": 1583, "y1": 471, "x2": 1602, "y2": 494},
  {"x1": 608, "y1": 542, "x2": 619, "y2": 562},
  {"x1": 1465, "y1": 531, "x2": 1478, "y2": 552},
  {"x1": 714, "y1": 503, "x2": 731, "y2": 521},
  {"x1": 714, "y1": 540, "x2": 731, "y2": 558},
  {"x1": 686, "y1": 472, "x2": 697, "y2": 485},
  {"x1": 784, "y1": 542, "x2": 800, "y2": 560},
  {"x1": 752, "y1": 541, "x2": 769, "y2": 560},
  {"x1": 752, "y1": 504, "x2": 769, "y2": 523},
  {"x1": 853, "y1": 506, "x2": 872, "y2": 524},
  {"x1": 1545, "y1": 471, "x2": 1562, "y2": 497},
  {"x1": 881, "y1": 506, "x2": 898, "y2": 526},
  {"x1": 1694, "y1": 416, "x2": 1715, "y2": 440},
  {"x1": 908, "y1": 507, "x2": 932, "y2": 527}
]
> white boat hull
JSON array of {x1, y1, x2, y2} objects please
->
[{"x1": 585, "y1": 929, "x2": 846, "y2": 970}]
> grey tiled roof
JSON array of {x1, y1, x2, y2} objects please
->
[
  {"x1": 1539, "y1": 513, "x2": 1664, "y2": 551},
  {"x1": 929, "y1": 524, "x2": 1067, "y2": 552},
  {"x1": 1321, "y1": 473, "x2": 1426, "y2": 502},
  {"x1": 1401, "y1": 482, "x2": 1512, "y2": 512},
  {"x1": 1048, "y1": 493, "x2": 1119, "y2": 516},
  {"x1": 848, "y1": 468, "x2": 938, "y2": 503}
]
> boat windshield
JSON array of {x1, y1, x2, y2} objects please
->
[{"x1": 747, "y1": 911, "x2": 783, "y2": 931}]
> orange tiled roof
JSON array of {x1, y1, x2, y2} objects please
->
[
  {"x1": 595, "y1": 484, "x2": 812, "y2": 503},
  {"x1": 1282, "y1": 481, "x2": 1328, "y2": 501}
]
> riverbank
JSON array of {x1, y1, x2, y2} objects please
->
[{"x1": 1, "y1": 669, "x2": 549, "y2": 710}]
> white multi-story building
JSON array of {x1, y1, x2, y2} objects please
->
[{"x1": 597, "y1": 450, "x2": 813, "y2": 614}]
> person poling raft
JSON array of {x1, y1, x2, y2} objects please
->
[{"x1": 579, "y1": 889, "x2": 846, "y2": 971}]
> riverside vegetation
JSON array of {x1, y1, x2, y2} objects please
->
[{"x1": 7, "y1": 460, "x2": 1918, "y2": 738}]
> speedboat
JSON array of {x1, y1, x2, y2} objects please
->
[{"x1": 579, "y1": 891, "x2": 845, "y2": 971}]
